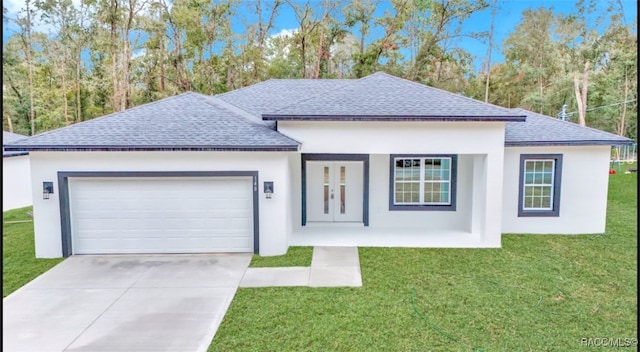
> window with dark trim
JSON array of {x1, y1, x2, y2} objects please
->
[
  {"x1": 389, "y1": 154, "x2": 457, "y2": 211},
  {"x1": 518, "y1": 154, "x2": 563, "y2": 217}
]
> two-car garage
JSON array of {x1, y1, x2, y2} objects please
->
[{"x1": 60, "y1": 172, "x2": 258, "y2": 256}]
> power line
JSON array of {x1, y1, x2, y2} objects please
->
[{"x1": 566, "y1": 99, "x2": 637, "y2": 116}]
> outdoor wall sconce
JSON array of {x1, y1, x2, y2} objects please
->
[
  {"x1": 264, "y1": 181, "x2": 274, "y2": 199},
  {"x1": 43, "y1": 181, "x2": 54, "y2": 200}
]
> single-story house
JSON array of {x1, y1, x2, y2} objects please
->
[
  {"x1": 5, "y1": 72, "x2": 633, "y2": 258},
  {"x1": 3, "y1": 131, "x2": 33, "y2": 211}
]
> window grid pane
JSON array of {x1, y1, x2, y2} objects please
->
[
  {"x1": 523, "y1": 159, "x2": 555, "y2": 210},
  {"x1": 395, "y1": 157, "x2": 452, "y2": 205}
]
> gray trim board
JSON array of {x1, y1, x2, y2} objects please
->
[
  {"x1": 517, "y1": 154, "x2": 563, "y2": 217},
  {"x1": 263, "y1": 115, "x2": 526, "y2": 122},
  {"x1": 301, "y1": 154, "x2": 370, "y2": 226},
  {"x1": 2, "y1": 152, "x2": 29, "y2": 158},
  {"x1": 57, "y1": 171, "x2": 260, "y2": 257},
  {"x1": 388, "y1": 154, "x2": 458, "y2": 211}
]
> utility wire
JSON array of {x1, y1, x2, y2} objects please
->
[{"x1": 566, "y1": 99, "x2": 637, "y2": 115}]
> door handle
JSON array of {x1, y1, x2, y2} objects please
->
[{"x1": 330, "y1": 189, "x2": 334, "y2": 199}]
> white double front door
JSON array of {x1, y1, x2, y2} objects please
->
[{"x1": 306, "y1": 161, "x2": 363, "y2": 223}]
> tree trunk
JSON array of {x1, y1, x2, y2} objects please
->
[
  {"x1": 573, "y1": 61, "x2": 590, "y2": 126},
  {"x1": 61, "y1": 62, "x2": 69, "y2": 125},
  {"x1": 313, "y1": 2, "x2": 329, "y2": 79},
  {"x1": 159, "y1": 37, "x2": 165, "y2": 92},
  {"x1": 301, "y1": 35, "x2": 306, "y2": 78},
  {"x1": 76, "y1": 52, "x2": 82, "y2": 122},
  {"x1": 617, "y1": 67, "x2": 629, "y2": 136},
  {"x1": 25, "y1": 0, "x2": 35, "y2": 136},
  {"x1": 110, "y1": 0, "x2": 119, "y2": 111},
  {"x1": 5, "y1": 113, "x2": 14, "y2": 132},
  {"x1": 122, "y1": 38, "x2": 130, "y2": 109},
  {"x1": 484, "y1": 0, "x2": 497, "y2": 103}
]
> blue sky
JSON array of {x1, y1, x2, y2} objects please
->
[{"x1": 3, "y1": 0, "x2": 638, "y2": 71}]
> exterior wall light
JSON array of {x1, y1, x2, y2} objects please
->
[
  {"x1": 264, "y1": 181, "x2": 274, "y2": 199},
  {"x1": 43, "y1": 181, "x2": 54, "y2": 200}
]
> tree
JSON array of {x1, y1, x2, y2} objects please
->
[
  {"x1": 36, "y1": 0, "x2": 94, "y2": 123},
  {"x1": 502, "y1": 8, "x2": 561, "y2": 115},
  {"x1": 14, "y1": 0, "x2": 38, "y2": 135}
]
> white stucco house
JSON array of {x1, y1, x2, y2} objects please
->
[
  {"x1": 3, "y1": 131, "x2": 33, "y2": 211},
  {"x1": 5, "y1": 72, "x2": 633, "y2": 258}
]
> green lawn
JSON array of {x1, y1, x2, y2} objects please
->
[
  {"x1": 2, "y1": 206, "x2": 64, "y2": 297},
  {"x1": 248, "y1": 246, "x2": 313, "y2": 268},
  {"x1": 210, "y1": 170, "x2": 637, "y2": 351}
]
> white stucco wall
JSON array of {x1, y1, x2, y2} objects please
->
[
  {"x1": 280, "y1": 121, "x2": 506, "y2": 246},
  {"x1": 2, "y1": 155, "x2": 33, "y2": 211},
  {"x1": 29, "y1": 151, "x2": 292, "y2": 258},
  {"x1": 502, "y1": 145, "x2": 612, "y2": 234}
]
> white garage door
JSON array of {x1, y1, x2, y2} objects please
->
[{"x1": 69, "y1": 177, "x2": 254, "y2": 254}]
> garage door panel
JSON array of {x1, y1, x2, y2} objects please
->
[{"x1": 69, "y1": 177, "x2": 254, "y2": 254}]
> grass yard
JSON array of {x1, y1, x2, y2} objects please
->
[
  {"x1": 249, "y1": 246, "x2": 313, "y2": 268},
  {"x1": 210, "y1": 169, "x2": 637, "y2": 351},
  {"x1": 2, "y1": 206, "x2": 64, "y2": 297}
]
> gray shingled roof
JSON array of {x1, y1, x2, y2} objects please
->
[
  {"x1": 4, "y1": 92, "x2": 300, "y2": 152},
  {"x1": 260, "y1": 72, "x2": 526, "y2": 121},
  {"x1": 3, "y1": 131, "x2": 29, "y2": 157},
  {"x1": 506, "y1": 108, "x2": 633, "y2": 146},
  {"x1": 217, "y1": 79, "x2": 350, "y2": 117}
]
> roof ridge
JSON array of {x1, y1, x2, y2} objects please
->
[
  {"x1": 265, "y1": 78, "x2": 357, "y2": 115},
  {"x1": 192, "y1": 93, "x2": 301, "y2": 146},
  {"x1": 215, "y1": 79, "x2": 280, "y2": 99},
  {"x1": 368, "y1": 71, "x2": 522, "y2": 116},
  {"x1": 195, "y1": 93, "x2": 266, "y2": 125},
  {"x1": 511, "y1": 108, "x2": 633, "y2": 141}
]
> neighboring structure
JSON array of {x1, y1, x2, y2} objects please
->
[
  {"x1": 5, "y1": 72, "x2": 633, "y2": 258},
  {"x1": 3, "y1": 131, "x2": 33, "y2": 211}
]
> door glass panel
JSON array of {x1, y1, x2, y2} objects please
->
[
  {"x1": 323, "y1": 166, "x2": 329, "y2": 214},
  {"x1": 340, "y1": 166, "x2": 345, "y2": 214}
]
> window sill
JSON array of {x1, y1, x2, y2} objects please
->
[
  {"x1": 518, "y1": 210, "x2": 559, "y2": 217},
  {"x1": 389, "y1": 204, "x2": 456, "y2": 211}
]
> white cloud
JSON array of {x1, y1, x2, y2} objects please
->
[
  {"x1": 131, "y1": 48, "x2": 146, "y2": 59},
  {"x1": 270, "y1": 28, "x2": 297, "y2": 39}
]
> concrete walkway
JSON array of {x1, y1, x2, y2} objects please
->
[{"x1": 240, "y1": 246, "x2": 362, "y2": 288}]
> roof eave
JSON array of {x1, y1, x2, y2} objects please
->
[
  {"x1": 262, "y1": 114, "x2": 527, "y2": 122},
  {"x1": 4, "y1": 145, "x2": 301, "y2": 152},
  {"x1": 505, "y1": 140, "x2": 635, "y2": 147}
]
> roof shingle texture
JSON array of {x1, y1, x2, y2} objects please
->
[
  {"x1": 217, "y1": 79, "x2": 350, "y2": 117},
  {"x1": 5, "y1": 93, "x2": 299, "y2": 151},
  {"x1": 3, "y1": 131, "x2": 29, "y2": 157},
  {"x1": 261, "y1": 72, "x2": 523, "y2": 119},
  {"x1": 506, "y1": 108, "x2": 633, "y2": 146}
]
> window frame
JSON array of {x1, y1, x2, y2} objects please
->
[
  {"x1": 518, "y1": 154, "x2": 563, "y2": 217},
  {"x1": 389, "y1": 154, "x2": 457, "y2": 211}
]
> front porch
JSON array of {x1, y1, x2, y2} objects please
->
[
  {"x1": 285, "y1": 150, "x2": 506, "y2": 251},
  {"x1": 290, "y1": 225, "x2": 498, "y2": 248}
]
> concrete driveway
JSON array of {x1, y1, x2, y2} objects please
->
[{"x1": 2, "y1": 254, "x2": 251, "y2": 352}]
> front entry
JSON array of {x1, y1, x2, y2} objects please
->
[{"x1": 306, "y1": 161, "x2": 364, "y2": 222}]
